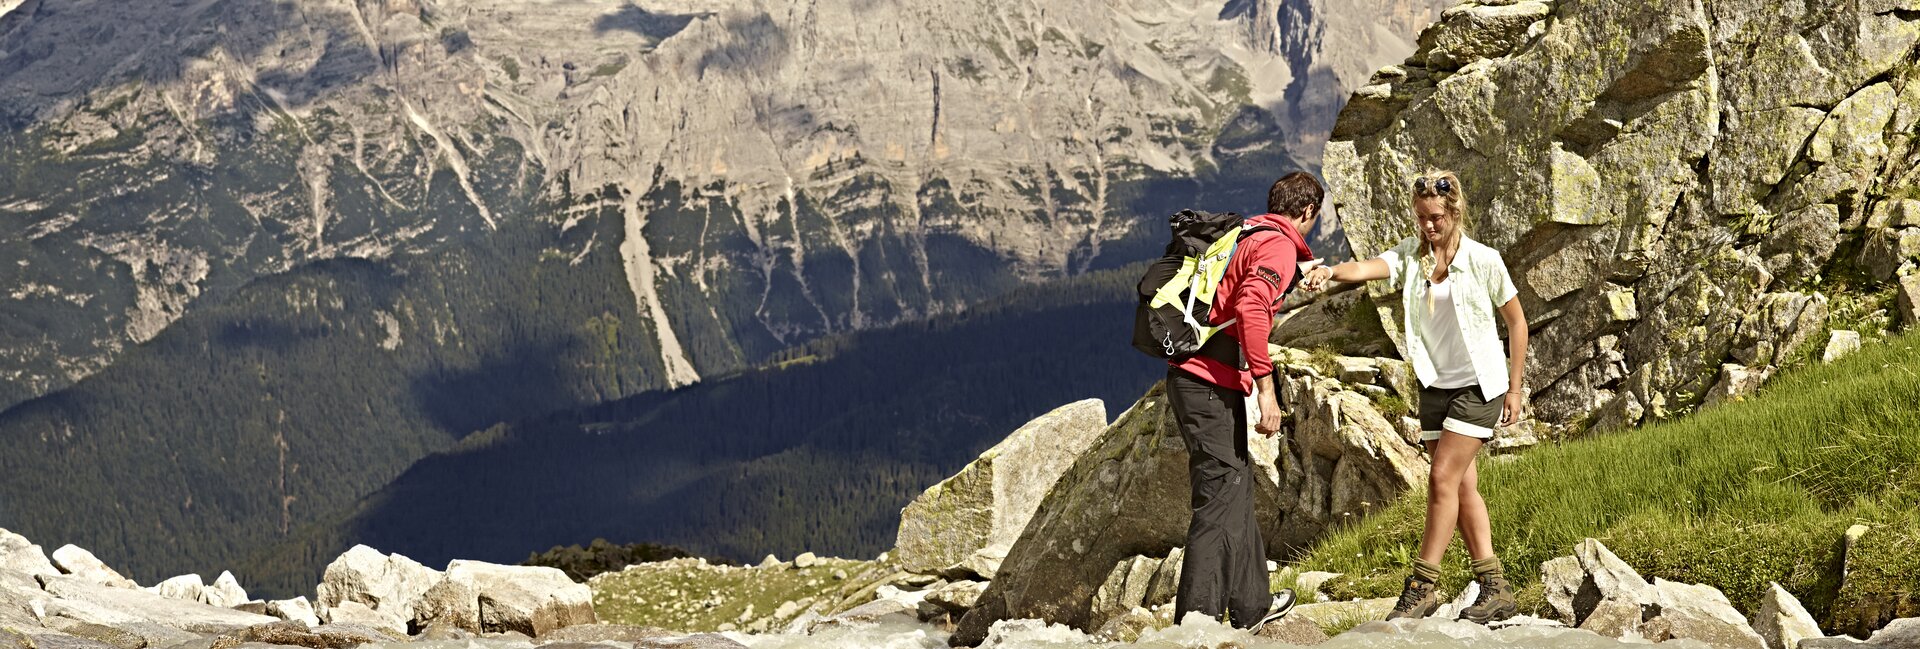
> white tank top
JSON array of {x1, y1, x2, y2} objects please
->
[{"x1": 1421, "y1": 278, "x2": 1479, "y2": 389}]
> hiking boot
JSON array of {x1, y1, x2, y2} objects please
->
[
  {"x1": 1385, "y1": 575, "x2": 1440, "y2": 620},
  {"x1": 1457, "y1": 574, "x2": 1517, "y2": 624},
  {"x1": 1248, "y1": 589, "x2": 1298, "y2": 634}
]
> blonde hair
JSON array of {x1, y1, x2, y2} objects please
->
[{"x1": 1410, "y1": 169, "x2": 1469, "y2": 259}]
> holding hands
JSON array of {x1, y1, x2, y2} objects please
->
[{"x1": 1301, "y1": 266, "x2": 1335, "y2": 292}]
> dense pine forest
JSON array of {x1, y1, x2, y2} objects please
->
[{"x1": 232, "y1": 267, "x2": 1160, "y2": 596}]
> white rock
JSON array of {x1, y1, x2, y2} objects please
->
[
  {"x1": 266, "y1": 596, "x2": 321, "y2": 626},
  {"x1": 40, "y1": 575, "x2": 277, "y2": 634},
  {"x1": 0, "y1": 529, "x2": 58, "y2": 578},
  {"x1": 1754, "y1": 582, "x2": 1823, "y2": 649},
  {"x1": 793, "y1": 552, "x2": 819, "y2": 569},
  {"x1": 759, "y1": 554, "x2": 781, "y2": 568},
  {"x1": 205, "y1": 570, "x2": 248, "y2": 608},
  {"x1": 150, "y1": 573, "x2": 208, "y2": 603},
  {"x1": 315, "y1": 545, "x2": 441, "y2": 623},
  {"x1": 1823, "y1": 330, "x2": 1861, "y2": 363},
  {"x1": 323, "y1": 599, "x2": 408, "y2": 636},
  {"x1": 441, "y1": 559, "x2": 596, "y2": 636},
  {"x1": 49, "y1": 545, "x2": 137, "y2": 588}
]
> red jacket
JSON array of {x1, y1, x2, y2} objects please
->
[{"x1": 1172, "y1": 213, "x2": 1313, "y2": 394}]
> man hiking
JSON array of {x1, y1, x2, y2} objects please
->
[{"x1": 1165, "y1": 172, "x2": 1320, "y2": 632}]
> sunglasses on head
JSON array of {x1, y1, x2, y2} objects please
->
[{"x1": 1414, "y1": 177, "x2": 1455, "y2": 195}]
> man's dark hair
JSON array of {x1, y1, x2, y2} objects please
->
[{"x1": 1267, "y1": 172, "x2": 1324, "y2": 218}]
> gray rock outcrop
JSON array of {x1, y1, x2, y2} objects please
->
[
  {"x1": 442, "y1": 560, "x2": 597, "y2": 636},
  {"x1": 894, "y1": 399, "x2": 1107, "y2": 575},
  {"x1": 314, "y1": 545, "x2": 441, "y2": 627},
  {"x1": 950, "y1": 370, "x2": 1426, "y2": 645},
  {"x1": 1324, "y1": 0, "x2": 1920, "y2": 430},
  {"x1": 1541, "y1": 538, "x2": 1770, "y2": 649}
]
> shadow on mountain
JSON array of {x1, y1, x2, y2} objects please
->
[
  {"x1": 272, "y1": 268, "x2": 1162, "y2": 583},
  {"x1": 409, "y1": 338, "x2": 586, "y2": 438},
  {"x1": 0, "y1": 0, "x2": 380, "y2": 128},
  {"x1": 592, "y1": 4, "x2": 713, "y2": 41}
]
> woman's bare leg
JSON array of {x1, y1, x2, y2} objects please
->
[
  {"x1": 1456, "y1": 454, "x2": 1495, "y2": 560},
  {"x1": 1418, "y1": 432, "x2": 1485, "y2": 565}
]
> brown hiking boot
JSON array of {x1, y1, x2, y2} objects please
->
[
  {"x1": 1458, "y1": 574, "x2": 1518, "y2": 624},
  {"x1": 1385, "y1": 575, "x2": 1441, "y2": 620}
]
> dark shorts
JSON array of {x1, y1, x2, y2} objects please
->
[{"x1": 1418, "y1": 384, "x2": 1500, "y2": 442}]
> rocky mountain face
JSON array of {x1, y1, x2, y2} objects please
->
[
  {"x1": 1321, "y1": 0, "x2": 1920, "y2": 430},
  {"x1": 0, "y1": 0, "x2": 1445, "y2": 410},
  {"x1": 0, "y1": 0, "x2": 1451, "y2": 591}
]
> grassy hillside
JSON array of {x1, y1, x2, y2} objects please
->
[
  {"x1": 1300, "y1": 333, "x2": 1920, "y2": 636},
  {"x1": 236, "y1": 266, "x2": 1165, "y2": 597}
]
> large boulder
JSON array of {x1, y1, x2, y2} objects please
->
[
  {"x1": 439, "y1": 560, "x2": 596, "y2": 636},
  {"x1": 950, "y1": 377, "x2": 1424, "y2": 645},
  {"x1": 893, "y1": 399, "x2": 1107, "y2": 575},
  {"x1": 314, "y1": 545, "x2": 440, "y2": 626},
  {"x1": 0, "y1": 530, "x2": 57, "y2": 578},
  {"x1": 1324, "y1": 0, "x2": 1920, "y2": 430},
  {"x1": 48, "y1": 547, "x2": 136, "y2": 590}
]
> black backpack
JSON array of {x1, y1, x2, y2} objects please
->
[{"x1": 1131, "y1": 210, "x2": 1283, "y2": 364}]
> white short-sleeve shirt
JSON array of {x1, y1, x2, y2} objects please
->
[{"x1": 1376, "y1": 235, "x2": 1519, "y2": 402}]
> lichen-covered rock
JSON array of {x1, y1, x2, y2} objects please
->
[
  {"x1": 1325, "y1": 0, "x2": 1920, "y2": 432},
  {"x1": 893, "y1": 399, "x2": 1107, "y2": 575},
  {"x1": 1416, "y1": 1, "x2": 1553, "y2": 71},
  {"x1": 951, "y1": 377, "x2": 1424, "y2": 645},
  {"x1": 1898, "y1": 273, "x2": 1920, "y2": 327},
  {"x1": 1088, "y1": 556, "x2": 1161, "y2": 632}
]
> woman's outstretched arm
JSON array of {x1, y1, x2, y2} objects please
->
[{"x1": 1301, "y1": 257, "x2": 1390, "y2": 291}]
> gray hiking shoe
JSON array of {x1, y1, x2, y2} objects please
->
[
  {"x1": 1385, "y1": 575, "x2": 1441, "y2": 620},
  {"x1": 1458, "y1": 574, "x2": 1518, "y2": 624},
  {"x1": 1248, "y1": 589, "x2": 1297, "y2": 634}
]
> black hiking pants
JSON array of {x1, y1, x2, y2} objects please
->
[{"x1": 1166, "y1": 368, "x2": 1272, "y2": 627}]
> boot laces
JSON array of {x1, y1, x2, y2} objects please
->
[
  {"x1": 1394, "y1": 578, "x2": 1433, "y2": 612},
  {"x1": 1470, "y1": 575, "x2": 1502, "y2": 607}
]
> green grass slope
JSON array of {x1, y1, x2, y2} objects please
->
[{"x1": 1301, "y1": 333, "x2": 1920, "y2": 636}]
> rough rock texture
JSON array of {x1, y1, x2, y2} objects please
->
[
  {"x1": 315, "y1": 546, "x2": 441, "y2": 627},
  {"x1": 442, "y1": 560, "x2": 596, "y2": 636},
  {"x1": 950, "y1": 371, "x2": 1425, "y2": 644},
  {"x1": 1324, "y1": 0, "x2": 1920, "y2": 431},
  {"x1": 38, "y1": 575, "x2": 279, "y2": 635},
  {"x1": 265, "y1": 597, "x2": 322, "y2": 627},
  {"x1": 48, "y1": 547, "x2": 136, "y2": 590},
  {"x1": 1541, "y1": 539, "x2": 1770, "y2": 649},
  {"x1": 894, "y1": 399, "x2": 1107, "y2": 575},
  {"x1": 0, "y1": 530, "x2": 58, "y2": 578},
  {"x1": 1756, "y1": 582, "x2": 1826, "y2": 649}
]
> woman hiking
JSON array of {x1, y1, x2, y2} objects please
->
[{"x1": 1299, "y1": 170, "x2": 1529, "y2": 623}]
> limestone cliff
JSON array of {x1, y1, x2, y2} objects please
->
[{"x1": 1323, "y1": 0, "x2": 1920, "y2": 430}]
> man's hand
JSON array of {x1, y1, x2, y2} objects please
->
[
  {"x1": 1255, "y1": 393, "x2": 1286, "y2": 437},
  {"x1": 1301, "y1": 266, "x2": 1334, "y2": 292},
  {"x1": 1500, "y1": 391, "x2": 1525, "y2": 427}
]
